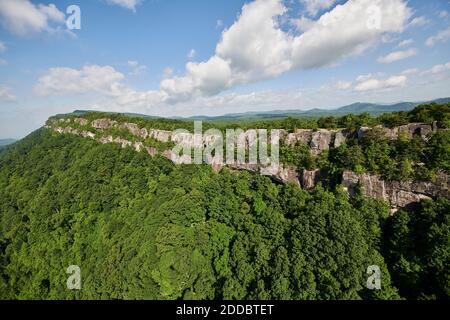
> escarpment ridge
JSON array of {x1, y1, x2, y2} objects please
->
[{"x1": 45, "y1": 116, "x2": 449, "y2": 210}]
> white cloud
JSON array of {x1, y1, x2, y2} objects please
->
[
  {"x1": 397, "y1": 38, "x2": 414, "y2": 47},
  {"x1": 0, "y1": 58, "x2": 6, "y2": 66},
  {"x1": 161, "y1": 0, "x2": 412, "y2": 103},
  {"x1": 216, "y1": 20, "x2": 223, "y2": 29},
  {"x1": 34, "y1": 65, "x2": 126, "y2": 96},
  {"x1": 0, "y1": 0, "x2": 65, "y2": 36},
  {"x1": 381, "y1": 35, "x2": 399, "y2": 44},
  {"x1": 187, "y1": 49, "x2": 196, "y2": 60},
  {"x1": 291, "y1": 16, "x2": 315, "y2": 32},
  {"x1": 0, "y1": 40, "x2": 6, "y2": 52},
  {"x1": 291, "y1": 0, "x2": 411, "y2": 69},
  {"x1": 408, "y1": 16, "x2": 430, "y2": 28},
  {"x1": 127, "y1": 60, "x2": 138, "y2": 68},
  {"x1": 160, "y1": 56, "x2": 232, "y2": 102},
  {"x1": 300, "y1": 0, "x2": 337, "y2": 17},
  {"x1": 422, "y1": 62, "x2": 450, "y2": 75},
  {"x1": 426, "y1": 27, "x2": 450, "y2": 46},
  {"x1": 106, "y1": 0, "x2": 142, "y2": 11},
  {"x1": 0, "y1": 85, "x2": 16, "y2": 102},
  {"x1": 401, "y1": 68, "x2": 418, "y2": 75},
  {"x1": 334, "y1": 80, "x2": 352, "y2": 90},
  {"x1": 33, "y1": 64, "x2": 168, "y2": 110},
  {"x1": 356, "y1": 74, "x2": 377, "y2": 82},
  {"x1": 30, "y1": 0, "x2": 415, "y2": 112},
  {"x1": 377, "y1": 48, "x2": 417, "y2": 64},
  {"x1": 354, "y1": 74, "x2": 407, "y2": 91},
  {"x1": 439, "y1": 11, "x2": 449, "y2": 19},
  {"x1": 128, "y1": 60, "x2": 147, "y2": 75}
]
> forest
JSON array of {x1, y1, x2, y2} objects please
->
[{"x1": 0, "y1": 103, "x2": 448, "y2": 300}]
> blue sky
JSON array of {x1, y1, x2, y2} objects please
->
[{"x1": 0, "y1": 0, "x2": 449, "y2": 138}]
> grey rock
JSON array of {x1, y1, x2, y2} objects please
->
[
  {"x1": 301, "y1": 169, "x2": 320, "y2": 190},
  {"x1": 146, "y1": 147, "x2": 158, "y2": 156},
  {"x1": 334, "y1": 130, "x2": 349, "y2": 148},
  {"x1": 121, "y1": 123, "x2": 141, "y2": 136},
  {"x1": 74, "y1": 118, "x2": 89, "y2": 126},
  {"x1": 92, "y1": 119, "x2": 117, "y2": 130},
  {"x1": 342, "y1": 170, "x2": 449, "y2": 209},
  {"x1": 357, "y1": 127, "x2": 370, "y2": 139},
  {"x1": 310, "y1": 130, "x2": 332, "y2": 155}
]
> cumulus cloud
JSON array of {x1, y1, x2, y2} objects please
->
[
  {"x1": 33, "y1": 64, "x2": 168, "y2": 110},
  {"x1": 34, "y1": 65, "x2": 126, "y2": 96},
  {"x1": 354, "y1": 74, "x2": 407, "y2": 91},
  {"x1": 106, "y1": 0, "x2": 142, "y2": 11},
  {"x1": 0, "y1": 0, "x2": 65, "y2": 35},
  {"x1": 0, "y1": 85, "x2": 16, "y2": 102},
  {"x1": 0, "y1": 40, "x2": 6, "y2": 52},
  {"x1": 160, "y1": 56, "x2": 232, "y2": 102},
  {"x1": 31, "y1": 0, "x2": 415, "y2": 111},
  {"x1": 300, "y1": 0, "x2": 337, "y2": 17},
  {"x1": 377, "y1": 48, "x2": 417, "y2": 64},
  {"x1": 440, "y1": 11, "x2": 449, "y2": 19},
  {"x1": 291, "y1": 16, "x2": 315, "y2": 32},
  {"x1": 426, "y1": 27, "x2": 450, "y2": 46},
  {"x1": 161, "y1": 0, "x2": 412, "y2": 103},
  {"x1": 291, "y1": 0, "x2": 411, "y2": 69}
]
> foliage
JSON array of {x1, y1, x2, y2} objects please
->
[
  {"x1": 0, "y1": 129, "x2": 407, "y2": 300},
  {"x1": 383, "y1": 198, "x2": 450, "y2": 299},
  {"x1": 1, "y1": 102, "x2": 449, "y2": 300}
]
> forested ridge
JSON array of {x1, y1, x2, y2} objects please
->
[{"x1": 0, "y1": 104, "x2": 449, "y2": 300}]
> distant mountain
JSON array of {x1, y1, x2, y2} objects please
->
[
  {"x1": 69, "y1": 97, "x2": 450, "y2": 122},
  {"x1": 0, "y1": 139, "x2": 16, "y2": 146},
  {"x1": 184, "y1": 97, "x2": 450, "y2": 121}
]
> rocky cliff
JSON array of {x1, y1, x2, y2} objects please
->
[
  {"x1": 46, "y1": 116, "x2": 448, "y2": 210},
  {"x1": 342, "y1": 171, "x2": 450, "y2": 212}
]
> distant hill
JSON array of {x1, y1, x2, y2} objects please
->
[
  {"x1": 69, "y1": 97, "x2": 450, "y2": 122},
  {"x1": 0, "y1": 139, "x2": 16, "y2": 146},
  {"x1": 184, "y1": 97, "x2": 450, "y2": 121}
]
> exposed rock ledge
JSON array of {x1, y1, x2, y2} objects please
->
[
  {"x1": 46, "y1": 118, "x2": 449, "y2": 210},
  {"x1": 342, "y1": 171, "x2": 449, "y2": 211},
  {"x1": 49, "y1": 117, "x2": 441, "y2": 156}
]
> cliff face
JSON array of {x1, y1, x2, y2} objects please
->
[
  {"x1": 46, "y1": 117, "x2": 449, "y2": 210},
  {"x1": 283, "y1": 128, "x2": 341, "y2": 155},
  {"x1": 342, "y1": 171, "x2": 449, "y2": 211}
]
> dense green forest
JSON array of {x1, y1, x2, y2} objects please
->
[{"x1": 0, "y1": 104, "x2": 449, "y2": 300}]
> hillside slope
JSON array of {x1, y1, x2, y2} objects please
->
[{"x1": 0, "y1": 104, "x2": 449, "y2": 300}]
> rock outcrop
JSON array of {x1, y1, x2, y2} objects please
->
[
  {"x1": 149, "y1": 130, "x2": 171, "y2": 143},
  {"x1": 74, "y1": 118, "x2": 89, "y2": 126},
  {"x1": 301, "y1": 169, "x2": 321, "y2": 190},
  {"x1": 285, "y1": 128, "x2": 352, "y2": 155},
  {"x1": 92, "y1": 118, "x2": 117, "y2": 130},
  {"x1": 121, "y1": 123, "x2": 141, "y2": 137},
  {"x1": 310, "y1": 130, "x2": 333, "y2": 156},
  {"x1": 334, "y1": 130, "x2": 351, "y2": 148},
  {"x1": 358, "y1": 123, "x2": 437, "y2": 140},
  {"x1": 47, "y1": 117, "x2": 449, "y2": 210},
  {"x1": 342, "y1": 171, "x2": 449, "y2": 209}
]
